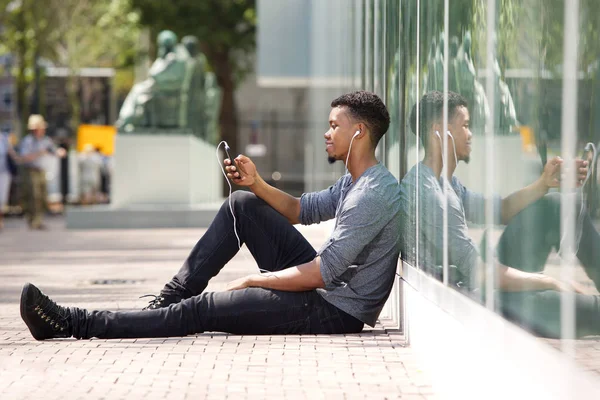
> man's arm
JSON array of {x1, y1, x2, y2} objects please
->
[
  {"x1": 500, "y1": 179, "x2": 549, "y2": 224},
  {"x1": 500, "y1": 156, "x2": 588, "y2": 224},
  {"x1": 225, "y1": 155, "x2": 301, "y2": 224},
  {"x1": 248, "y1": 174, "x2": 301, "y2": 225},
  {"x1": 226, "y1": 257, "x2": 325, "y2": 292},
  {"x1": 474, "y1": 258, "x2": 581, "y2": 293},
  {"x1": 20, "y1": 151, "x2": 46, "y2": 163},
  {"x1": 19, "y1": 137, "x2": 46, "y2": 163}
]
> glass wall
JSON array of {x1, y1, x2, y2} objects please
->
[
  {"x1": 385, "y1": 0, "x2": 600, "y2": 372},
  {"x1": 302, "y1": 0, "x2": 600, "y2": 375}
]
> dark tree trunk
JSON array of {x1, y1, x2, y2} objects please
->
[
  {"x1": 208, "y1": 49, "x2": 239, "y2": 197},
  {"x1": 219, "y1": 77, "x2": 238, "y2": 158}
]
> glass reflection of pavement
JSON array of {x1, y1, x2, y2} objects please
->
[{"x1": 469, "y1": 225, "x2": 600, "y2": 377}]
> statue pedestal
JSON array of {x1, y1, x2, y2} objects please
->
[{"x1": 66, "y1": 134, "x2": 224, "y2": 229}]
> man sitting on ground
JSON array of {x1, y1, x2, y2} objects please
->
[{"x1": 21, "y1": 91, "x2": 402, "y2": 340}]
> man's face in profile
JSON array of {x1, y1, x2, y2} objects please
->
[
  {"x1": 324, "y1": 106, "x2": 355, "y2": 164},
  {"x1": 448, "y1": 105, "x2": 472, "y2": 163}
]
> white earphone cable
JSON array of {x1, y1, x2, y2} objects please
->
[
  {"x1": 216, "y1": 141, "x2": 272, "y2": 275},
  {"x1": 448, "y1": 132, "x2": 458, "y2": 167},
  {"x1": 436, "y1": 130, "x2": 458, "y2": 168},
  {"x1": 558, "y1": 142, "x2": 596, "y2": 257},
  {"x1": 216, "y1": 141, "x2": 241, "y2": 249},
  {"x1": 344, "y1": 133, "x2": 358, "y2": 176}
]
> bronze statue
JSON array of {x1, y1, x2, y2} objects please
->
[{"x1": 116, "y1": 30, "x2": 221, "y2": 142}]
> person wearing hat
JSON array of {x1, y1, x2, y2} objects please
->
[{"x1": 19, "y1": 115, "x2": 66, "y2": 230}]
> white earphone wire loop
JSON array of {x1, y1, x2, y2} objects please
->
[
  {"x1": 448, "y1": 131, "x2": 458, "y2": 167},
  {"x1": 215, "y1": 141, "x2": 273, "y2": 275},
  {"x1": 559, "y1": 142, "x2": 597, "y2": 256},
  {"x1": 344, "y1": 133, "x2": 359, "y2": 176},
  {"x1": 435, "y1": 130, "x2": 458, "y2": 169},
  {"x1": 435, "y1": 131, "x2": 446, "y2": 167},
  {"x1": 216, "y1": 141, "x2": 241, "y2": 249}
]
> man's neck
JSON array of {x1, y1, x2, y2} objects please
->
[
  {"x1": 423, "y1": 152, "x2": 456, "y2": 180},
  {"x1": 347, "y1": 153, "x2": 378, "y2": 182}
]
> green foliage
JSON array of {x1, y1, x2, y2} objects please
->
[
  {"x1": 408, "y1": 0, "x2": 600, "y2": 75},
  {"x1": 51, "y1": 0, "x2": 141, "y2": 70},
  {"x1": 0, "y1": 0, "x2": 141, "y2": 69},
  {"x1": 0, "y1": 0, "x2": 141, "y2": 133},
  {"x1": 130, "y1": 0, "x2": 257, "y2": 86},
  {"x1": 469, "y1": 0, "x2": 600, "y2": 73}
]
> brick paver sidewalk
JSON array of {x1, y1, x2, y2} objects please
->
[{"x1": 0, "y1": 217, "x2": 436, "y2": 399}]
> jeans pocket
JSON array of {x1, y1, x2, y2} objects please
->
[
  {"x1": 308, "y1": 296, "x2": 346, "y2": 334},
  {"x1": 262, "y1": 291, "x2": 312, "y2": 334}
]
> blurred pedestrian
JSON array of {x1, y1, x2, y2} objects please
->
[
  {"x1": 19, "y1": 115, "x2": 66, "y2": 230},
  {"x1": 96, "y1": 147, "x2": 111, "y2": 203},
  {"x1": 0, "y1": 131, "x2": 19, "y2": 230},
  {"x1": 78, "y1": 144, "x2": 102, "y2": 205}
]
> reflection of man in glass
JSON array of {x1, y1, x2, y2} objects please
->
[{"x1": 399, "y1": 90, "x2": 600, "y2": 338}]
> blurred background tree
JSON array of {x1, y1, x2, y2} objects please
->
[
  {"x1": 0, "y1": 0, "x2": 140, "y2": 136},
  {"x1": 51, "y1": 0, "x2": 141, "y2": 130},
  {"x1": 130, "y1": 0, "x2": 257, "y2": 157},
  {"x1": 0, "y1": 0, "x2": 59, "y2": 135}
]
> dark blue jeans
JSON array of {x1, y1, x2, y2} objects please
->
[
  {"x1": 494, "y1": 193, "x2": 600, "y2": 338},
  {"x1": 71, "y1": 191, "x2": 363, "y2": 339}
]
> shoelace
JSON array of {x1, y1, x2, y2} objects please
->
[
  {"x1": 36, "y1": 294, "x2": 69, "y2": 331},
  {"x1": 139, "y1": 294, "x2": 164, "y2": 310}
]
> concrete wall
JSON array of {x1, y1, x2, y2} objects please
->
[{"x1": 402, "y1": 265, "x2": 600, "y2": 400}]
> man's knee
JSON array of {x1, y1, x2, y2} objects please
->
[
  {"x1": 229, "y1": 190, "x2": 261, "y2": 214},
  {"x1": 543, "y1": 192, "x2": 561, "y2": 207},
  {"x1": 534, "y1": 192, "x2": 561, "y2": 221},
  {"x1": 541, "y1": 191, "x2": 586, "y2": 218}
]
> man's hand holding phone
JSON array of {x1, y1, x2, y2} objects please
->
[{"x1": 224, "y1": 155, "x2": 259, "y2": 187}]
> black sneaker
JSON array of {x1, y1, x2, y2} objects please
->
[
  {"x1": 20, "y1": 283, "x2": 72, "y2": 340},
  {"x1": 140, "y1": 293, "x2": 182, "y2": 310}
]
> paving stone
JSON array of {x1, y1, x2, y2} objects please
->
[{"x1": 0, "y1": 217, "x2": 434, "y2": 399}]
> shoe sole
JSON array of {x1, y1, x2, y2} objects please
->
[{"x1": 20, "y1": 283, "x2": 44, "y2": 341}]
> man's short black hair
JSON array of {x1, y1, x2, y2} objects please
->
[
  {"x1": 331, "y1": 91, "x2": 390, "y2": 147},
  {"x1": 409, "y1": 91, "x2": 468, "y2": 148}
]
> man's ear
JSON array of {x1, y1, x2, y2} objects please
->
[{"x1": 354, "y1": 123, "x2": 367, "y2": 139}]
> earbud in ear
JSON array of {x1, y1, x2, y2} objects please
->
[
  {"x1": 435, "y1": 130, "x2": 441, "y2": 139},
  {"x1": 446, "y1": 130, "x2": 454, "y2": 138},
  {"x1": 353, "y1": 130, "x2": 360, "y2": 138}
]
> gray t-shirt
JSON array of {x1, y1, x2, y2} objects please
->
[
  {"x1": 398, "y1": 163, "x2": 502, "y2": 287},
  {"x1": 299, "y1": 163, "x2": 401, "y2": 327},
  {"x1": 19, "y1": 134, "x2": 57, "y2": 169}
]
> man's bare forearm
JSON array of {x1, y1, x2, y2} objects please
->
[
  {"x1": 500, "y1": 178, "x2": 548, "y2": 224},
  {"x1": 495, "y1": 262, "x2": 556, "y2": 292},
  {"x1": 249, "y1": 174, "x2": 301, "y2": 224},
  {"x1": 248, "y1": 257, "x2": 325, "y2": 292}
]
